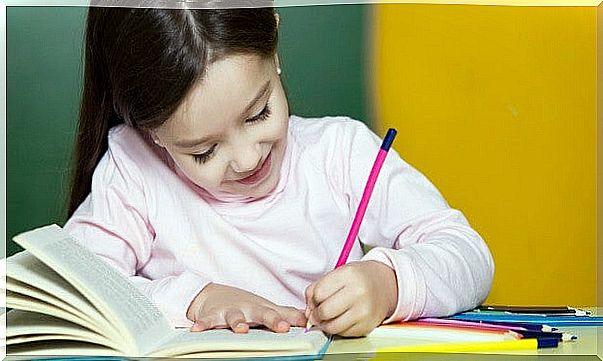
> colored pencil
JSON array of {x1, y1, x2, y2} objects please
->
[
  {"x1": 417, "y1": 318, "x2": 576, "y2": 342},
  {"x1": 418, "y1": 318, "x2": 529, "y2": 332},
  {"x1": 449, "y1": 313, "x2": 603, "y2": 326},
  {"x1": 458, "y1": 320, "x2": 558, "y2": 332},
  {"x1": 515, "y1": 330, "x2": 577, "y2": 342},
  {"x1": 476, "y1": 305, "x2": 589, "y2": 316},
  {"x1": 473, "y1": 310, "x2": 588, "y2": 317},
  {"x1": 334, "y1": 128, "x2": 397, "y2": 268},
  {"x1": 375, "y1": 321, "x2": 521, "y2": 341},
  {"x1": 377, "y1": 338, "x2": 540, "y2": 353}
]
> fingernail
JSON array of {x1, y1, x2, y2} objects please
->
[
  {"x1": 236, "y1": 323, "x2": 246, "y2": 329},
  {"x1": 278, "y1": 321, "x2": 289, "y2": 329},
  {"x1": 304, "y1": 320, "x2": 313, "y2": 333}
]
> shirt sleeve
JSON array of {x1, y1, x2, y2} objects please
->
[
  {"x1": 64, "y1": 142, "x2": 209, "y2": 327},
  {"x1": 335, "y1": 119, "x2": 495, "y2": 323}
]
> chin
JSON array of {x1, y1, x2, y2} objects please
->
[{"x1": 239, "y1": 174, "x2": 280, "y2": 199}]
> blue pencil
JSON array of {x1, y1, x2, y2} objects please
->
[
  {"x1": 469, "y1": 320, "x2": 558, "y2": 332},
  {"x1": 449, "y1": 313, "x2": 603, "y2": 327},
  {"x1": 516, "y1": 330, "x2": 577, "y2": 342},
  {"x1": 534, "y1": 337, "x2": 560, "y2": 348}
]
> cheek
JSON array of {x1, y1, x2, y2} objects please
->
[
  {"x1": 263, "y1": 88, "x2": 289, "y2": 143},
  {"x1": 266, "y1": 111, "x2": 289, "y2": 143},
  {"x1": 264, "y1": 123, "x2": 286, "y2": 144}
]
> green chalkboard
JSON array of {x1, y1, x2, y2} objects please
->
[
  {"x1": 7, "y1": 7, "x2": 85, "y2": 256},
  {"x1": 278, "y1": 5, "x2": 368, "y2": 121},
  {"x1": 6, "y1": 5, "x2": 369, "y2": 256}
]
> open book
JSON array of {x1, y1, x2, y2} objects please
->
[{"x1": 4, "y1": 225, "x2": 330, "y2": 359}]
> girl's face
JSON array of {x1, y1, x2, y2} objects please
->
[{"x1": 152, "y1": 54, "x2": 289, "y2": 199}]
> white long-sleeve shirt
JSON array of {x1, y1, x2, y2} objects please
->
[{"x1": 65, "y1": 115, "x2": 494, "y2": 327}]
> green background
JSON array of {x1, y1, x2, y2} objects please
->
[{"x1": 6, "y1": 5, "x2": 369, "y2": 255}]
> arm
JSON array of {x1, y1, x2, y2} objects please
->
[
  {"x1": 64, "y1": 146, "x2": 209, "y2": 327},
  {"x1": 362, "y1": 209, "x2": 493, "y2": 322},
  {"x1": 345, "y1": 121, "x2": 494, "y2": 322},
  {"x1": 305, "y1": 119, "x2": 494, "y2": 336}
]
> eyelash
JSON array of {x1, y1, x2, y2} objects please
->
[
  {"x1": 191, "y1": 104, "x2": 271, "y2": 164},
  {"x1": 192, "y1": 144, "x2": 217, "y2": 164},
  {"x1": 246, "y1": 103, "x2": 271, "y2": 124}
]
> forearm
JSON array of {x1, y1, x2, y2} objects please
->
[
  {"x1": 129, "y1": 271, "x2": 211, "y2": 327},
  {"x1": 362, "y1": 210, "x2": 494, "y2": 322}
]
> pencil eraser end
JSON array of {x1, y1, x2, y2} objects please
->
[{"x1": 380, "y1": 128, "x2": 397, "y2": 151}]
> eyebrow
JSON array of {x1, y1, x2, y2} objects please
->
[{"x1": 174, "y1": 80, "x2": 272, "y2": 149}]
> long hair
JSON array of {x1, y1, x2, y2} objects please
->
[{"x1": 68, "y1": 7, "x2": 278, "y2": 216}]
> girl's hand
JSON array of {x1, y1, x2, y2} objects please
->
[
  {"x1": 305, "y1": 260, "x2": 398, "y2": 337},
  {"x1": 187, "y1": 283, "x2": 307, "y2": 333}
]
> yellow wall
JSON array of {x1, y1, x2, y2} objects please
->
[
  {"x1": 598, "y1": 3, "x2": 603, "y2": 310},
  {"x1": 372, "y1": 4, "x2": 597, "y2": 305}
]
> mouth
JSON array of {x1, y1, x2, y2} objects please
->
[{"x1": 235, "y1": 152, "x2": 272, "y2": 185}]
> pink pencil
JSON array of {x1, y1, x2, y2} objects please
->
[
  {"x1": 305, "y1": 128, "x2": 397, "y2": 332},
  {"x1": 335, "y1": 128, "x2": 398, "y2": 267},
  {"x1": 417, "y1": 318, "x2": 528, "y2": 332}
]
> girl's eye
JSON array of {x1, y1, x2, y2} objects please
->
[
  {"x1": 191, "y1": 104, "x2": 270, "y2": 165},
  {"x1": 246, "y1": 103, "x2": 271, "y2": 124},
  {"x1": 192, "y1": 144, "x2": 217, "y2": 164}
]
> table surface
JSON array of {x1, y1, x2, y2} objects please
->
[{"x1": 322, "y1": 308, "x2": 602, "y2": 360}]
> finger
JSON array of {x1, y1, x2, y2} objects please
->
[
  {"x1": 338, "y1": 321, "x2": 372, "y2": 338},
  {"x1": 190, "y1": 313, "x2": 222, "y2": 332},
  {"x1": 190, "y1": 321, "x2": 207, "y2": 332},
  {"x1": 304, "y1": 283, "x2": 316, "y2": 318},
  {"x1": 311, "y1": 285, "x2": 353, "y2": 324},
  {"x1": 318, "y1": 308, "x2": 358, "y2": 336},
  {"x1": 256, "y1": 307, "x2": 290, "y2": 333},
  {"x1": 311, "y1": 271, "x2": 347, "y2": 306},
  {"x1": 276, "y1": 306, "x2": 307, "y2": 327},
  {"x1": 225, "y1": 309, "x2": 249, "y2": 334}
]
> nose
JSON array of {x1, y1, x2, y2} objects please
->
[{"x1": 229, "y1": 139, "x2": 262, "y2": 174}]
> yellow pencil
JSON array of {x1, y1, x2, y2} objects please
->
[{"x1": 376, "y1": 338, "x2": 538, "y2": 354}]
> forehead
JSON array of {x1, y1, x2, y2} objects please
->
[{"x1": 163, "y1": 54, "x2": 273, "y2": 140}]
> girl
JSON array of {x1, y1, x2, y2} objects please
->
[{"x1": 65, "y1": 6, "x2": 494, "y2": 338}]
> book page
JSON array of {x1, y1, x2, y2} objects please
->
[
  {"x1": 6, "y1": 251, "x2": 102, "y2": 325},
  {"x1": 7, "y1": 290, "x2": 103, "y2": 335},
  {"x1": 12, "y1": 225, "x2": 172, "y2": 355},
  {"x1": 150, "y1": 327, "x2": 329, "y2": 358},
  {"x1": 6, "y1": 310, "x2": 118, "y2": 350},
  {"x1": 7, "y1": 340, "x2": 123, "y2": 357},
  {"x1": 8, "y1": 334, "x2": 105, "y2": 346},
  {"x1": 6, "y1": 276, "x2": 104, "y2": 334}
]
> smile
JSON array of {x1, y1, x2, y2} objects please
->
[{"x1": 235, "y1": 152, "x2": 272, "y2": 185}]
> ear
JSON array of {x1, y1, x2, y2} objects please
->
[
  {"x1": 274, "y1": 53, "x2": 281, "y2": 70},
  {"x1": 274, "y1": 13, "x2": 281, "y2": 75},
  {"x1": 149, "y1": 131, "x2": 165, "y2": 148}
]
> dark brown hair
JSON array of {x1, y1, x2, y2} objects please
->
[{"x1": 68, "y1": 7, "x2": 278, "y2": 216}]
